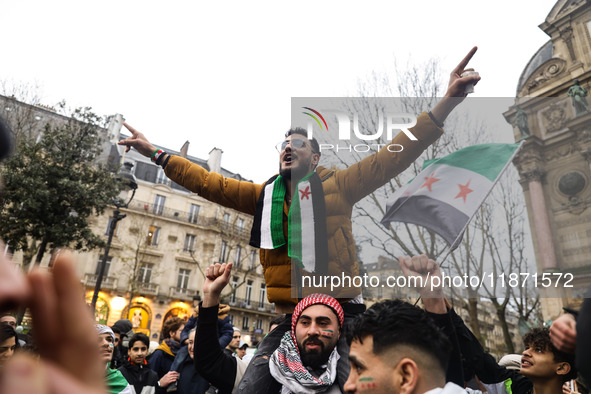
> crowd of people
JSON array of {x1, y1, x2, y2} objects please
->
[{"x1": 0, "y1": 46, "x2": 590, "y2": 394}]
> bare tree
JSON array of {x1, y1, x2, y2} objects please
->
[{"x1": 321, "y1": 57, "x2": 536, "y2": 352}]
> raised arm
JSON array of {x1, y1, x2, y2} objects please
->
[
  {"x1": 194, "y1": 263, "x2": 239, "y2": 394},
  {"x1": 399, "y1": 254, "x2": 463, "y2": 386},
  {"x1": 430, "y1": 46, "x2": 480, "y2": 124}
]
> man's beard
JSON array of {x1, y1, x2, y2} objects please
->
[
  {"x1": 279, "y1": 158, "x2": 310, "y2": 182},
  {"x1": 299, "y1": 336, "x2": 333, "y2": 370}
]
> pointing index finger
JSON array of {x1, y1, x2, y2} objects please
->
[
  {"x1": 453, "y1": 46, "x2": 478, "y2": 74},
  {"x1": 122, "y1": 122, "x2": 139, "y2": 136}
]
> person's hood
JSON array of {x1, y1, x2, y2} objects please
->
[
  {"x1": 112, "y1": 319, "x2": 133, "y2": 333},
  {"x1": 218, "y1": 303, "x2": 231, "y2": 320}
]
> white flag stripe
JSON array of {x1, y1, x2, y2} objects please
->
[
  {"x1": 399, "y1": 163, "x2": 493, "y2": 216},
  {"x1": 298, "y1": 180, "x2": 316, "y2": 272},
  {"x1": 260, "y1": 182, "x2": 275, "y2": 248}
]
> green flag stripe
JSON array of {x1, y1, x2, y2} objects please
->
[
  {"x1": 423, "y1": 143, "x2": 519, "y2": 182},
  {"x1": 270, "y1": 176, "x2": 285, "y2": 247}
]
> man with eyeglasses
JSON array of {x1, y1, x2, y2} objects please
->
[{"x1": 119, "y1": 47, "x2": 480, "y2": 393}]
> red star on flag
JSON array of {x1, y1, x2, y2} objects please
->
[
  {"x1": 420, "y1": 172, "x2": 440, "y2": 192},
  {"x1": 455, "y1": 179, "x2": 473, "y2": 203},
  {"x1": 299, "y1": 186, "x2": 311, "y2": 200}
]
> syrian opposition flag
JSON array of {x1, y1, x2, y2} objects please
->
[{"x1": 381, "y1": 142, "x2": 522, "y2": 251}]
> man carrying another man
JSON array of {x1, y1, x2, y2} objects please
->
[
  {"x1": 194, "y1": 262, "x2": 344, "y2": 393},
  {"x1": 118, "y1": 47, "x2": 481, "y2": 392}
]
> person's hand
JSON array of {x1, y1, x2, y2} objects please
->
[
  {"x1": 0, "y1": 243, "x2": 30, "y2": 312},
  {"x1": 550, "y1": 314, "x2": 577, "y2": 354},
  {"x1": 28, "y1": 251, "x2": 104, "y2": 388},
  {"x1": 0, "y1": 251, "x2": 106, "y2": 394},
  {"x1": 563, "y1": 380, "x2": 580, "y2": 394},
  {"x1": 444, "y1": 46, "x2": 480, "y2": 99},
  {"x1": 399, "y1": 255, "x2": 446, "y2": 313},
  {"x1": 159, "y1": 371, "x2": 180, "y2": 387},
  {"x1": 118, "y1": 122, "x2": 158, "y2": 157},
  {"x1": 203, "y1": 263, "x2": 232, "y2": 308}
]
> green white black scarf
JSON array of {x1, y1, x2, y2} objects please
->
[{"x1": 249, "y1": 172, "x2": 328, "y2": 274}]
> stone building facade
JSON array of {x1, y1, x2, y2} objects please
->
[
  {"x1": 0, "y1": 96, "x2": 276, "y2": 344},
  {"x1": 504, "y1": 0, "x2": 591, "y2": 319}
]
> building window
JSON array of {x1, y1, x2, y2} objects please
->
[
  {"x1": 230, "y1": 276, "x2": 238, "y2": 304},
  {"x1": 153, "y1": 195, "x2": 166, "y2": 215},
  {"x1": 147, "y1": 225, "x2": 160, "y2": 246},
  {"x1": 259, "y1": 283, "x2": 266, "y2": 308},
  {"x1": 177, "y1": 268, "x2": 190, "y2": 289},
  {"x1": 242, "y1": 316, "x2": 249, "y2": 331},
  {"x1": 234, "y1": 246, "x2": 242, "y2": 267},
  {"x1": 188, "y1": 204, "x2": 200, "y2": 224},
  {"x1": 229, "y1": 314, "x2": 234, "y2": 325},
  {"x1": 222, "y1": 213, "x2": 230, "y2": 231},
  {"x1": 156, "y1": 168, "x2": 170, "y2": 186},
  {"x1": 256, "y1": 318, "x2": 263, "y2": 330},
  {"x1": 249, "y1": 250, "x2": 256, "y2": 269},
  {"x1": 94, "y1": 256, "x2": 113, "y2": 277},
  {"x1": 137, "y1": 263, "x2": 153, "y2": 283},
  {"x1": 220, "y1": 241, "x2": 228, "y2": 262},
  {"x1": 245, "y1": 280, "x2": 253, "y2": 306},
  {"x1": 184, "y1": 234, "x2": 196, "y2": 253},
  {"x1": 237, "y1": 219, "x2": 245, "y2": 233}
]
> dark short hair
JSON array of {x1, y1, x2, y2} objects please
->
[
  {"x1": 111, "y1": 326, "x2": 121, "y2": 336},
  {"x1": 0, "y1": 324, "x2": 19, "y2": 349},
  {"x1": 128, "y1": 332, "x2": 150, "y2": 349},
  {"x1": 285, "y1": 127, "x2": 321, "y2": 156},
  {"x1": 523, "y1": 328, "x2": 576, "y2": 381},
  {"x1": 162, "y1": 317, "x2": 184, "y2": 339},
  {"x1": 346, "y1": 299, "x2": 451, "y2": 372}
]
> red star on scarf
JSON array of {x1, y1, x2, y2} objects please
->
[
  {"x1": 455, "y1": 179, "x2": 473, "y2": 203},
  {"x1": 299, "y1": 186, "x2": 311, "y2": 200},
  {"x1": 420, "y1": 172, "x2": 440, "y2": 192}
]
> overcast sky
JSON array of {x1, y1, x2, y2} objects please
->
[{"x1": 1, "y1": 0, "x2": 559, "y2": 182}]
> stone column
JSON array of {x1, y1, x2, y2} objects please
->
[{"x1": 523, "y1": 169, "x2": 558, "y2": 270}]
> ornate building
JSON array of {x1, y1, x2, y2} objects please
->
[
  {"x1": 504, "y1": 0, "x2": 591, "y2": 319},
  {"x1": 0, "y1": 96, "x2": 276, "y2": 344}
]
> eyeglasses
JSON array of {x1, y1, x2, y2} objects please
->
[{"x1": 275, "y1": 139, "x2": 309, "y2": 153}]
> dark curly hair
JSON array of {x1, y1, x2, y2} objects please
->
[
  {"x1": 0, "y1": 324, "x2": 19, "y2": 350},
  {"x1": 346, "y1": 299, "x2": 451, "y2": 373},
  {"x1": 523, "y1": 327, "x2": 577, "y2": 381},
  {"x1": 162, "y1": 317, "x2": 184, "y2": 340}
]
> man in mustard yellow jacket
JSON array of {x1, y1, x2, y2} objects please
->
[{"x1": 119, "y1": 47, "x2": 480, "y2": 393}]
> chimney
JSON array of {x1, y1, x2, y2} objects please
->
[
  {"x1": 180, "y1": 141, "x2": 190, "y2": 158},
  {"x1": 208, "y1": 148, "x2": 223, "y2": 173},
  {"x1": 107, "y1": 114, "x2": 124, "y2": 143}
]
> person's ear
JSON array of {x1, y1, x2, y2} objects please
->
[
  {"x1": 312, "y1": 153, "x2": 320, "y2": 167},
  {"x1": 395, "y1": 358, "x2": 419, "y2": 394},
  {"x1": 556, "y1": 361, "x2": 571, "y2": 377}
]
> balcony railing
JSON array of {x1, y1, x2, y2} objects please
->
[
  {"x1": 84, "y1": 274, "x2": 118, "y2": 289},
  {"x1": 130, "y1": 281, "x2": 159, "y2": 296},
  {"x1": 169, "y1": 286, "x2": 197, "y2": 301},
  {"x1": 125, "y1": 200, "x2": 251, "y2": 239},
  {"x1": 222, "y1": 296, "x2": 275, "y2": 313}
]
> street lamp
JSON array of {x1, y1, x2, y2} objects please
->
[{"x1": 90, "y1": 162, "x2": 138, "y2": 312}]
